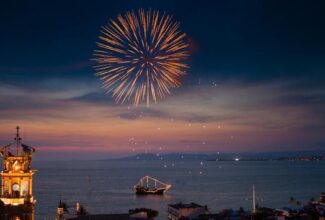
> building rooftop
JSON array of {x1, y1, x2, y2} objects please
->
[
  {"x1": 169, "y1": 202, "x2": 203, "y2": 210},
  {"x1": 66, "y1": 214, "x2": 131, "y2": 220}
]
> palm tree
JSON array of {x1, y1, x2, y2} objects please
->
[
  {"x1": 238, "y1": 207, "x2": 245, "y2": 213},
  {"x1": 296, "y1": 200, "x2": 301, "y2": 206},
  {"x1": 289, "y1": 197, "x2": 295, "y2": 204},
  {"x1": 289, "y1": 197, "x2": 302, "y2": 206},
  {"x1": 309, "y1": 197, "x2": 315, "y2": 204}
]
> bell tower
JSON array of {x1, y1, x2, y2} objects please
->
[{"x1": 0, "y1": 126, "x2": 36, "y2": 220}]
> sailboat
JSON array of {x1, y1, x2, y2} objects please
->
[{"x1": 134, "y1": 176, "x2": 172, "y2": 195}]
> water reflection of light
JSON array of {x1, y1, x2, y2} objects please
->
[{"x1": 133, "y1": 194, "x2": 172, "y2": 202}]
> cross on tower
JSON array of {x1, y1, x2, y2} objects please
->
[{"x1": 14, "y1": 125, "x2": 22, "y2": 156}]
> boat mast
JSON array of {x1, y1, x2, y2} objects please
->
[
  {"x1": 146, "y1": 176, "x2": 149, "y2": 188},
  {"x1": 252, "y1": 184, "x2": 256, "y2": 214}
]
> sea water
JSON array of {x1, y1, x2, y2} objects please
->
[{"x1": 32, "y1": 160, "x2": 325, "y2": 219}]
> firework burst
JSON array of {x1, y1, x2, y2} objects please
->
[{"x1": 93, "y1": 9, "x2": 190, "y2": 106}]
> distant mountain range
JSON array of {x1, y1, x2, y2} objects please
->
[{"x1": 111, "y1": 150, "x2": 325, "y2": 161}]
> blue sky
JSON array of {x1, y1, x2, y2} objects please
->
[{"x1": 0, "y1": 0, "x2": 324, "y2": 159}]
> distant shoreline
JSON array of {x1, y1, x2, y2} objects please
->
[{"x1": 110, "y1": 152, "x2": 325, "y2": 162}]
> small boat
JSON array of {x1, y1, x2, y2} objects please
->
[{"x1": 134, "y1": 176, "x2": 172, "y2": 195}]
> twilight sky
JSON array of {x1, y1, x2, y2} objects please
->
[{"x1": 0, "y1": 0, "x2": 324, "y2": 160}]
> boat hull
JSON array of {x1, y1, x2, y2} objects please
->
[{"x1": 135, "y1": 187, "x2": 166, "y2": 195}]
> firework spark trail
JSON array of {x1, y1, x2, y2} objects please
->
[{"x1": 93, "y1": 9, "x2": 190, "y2": 106}]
